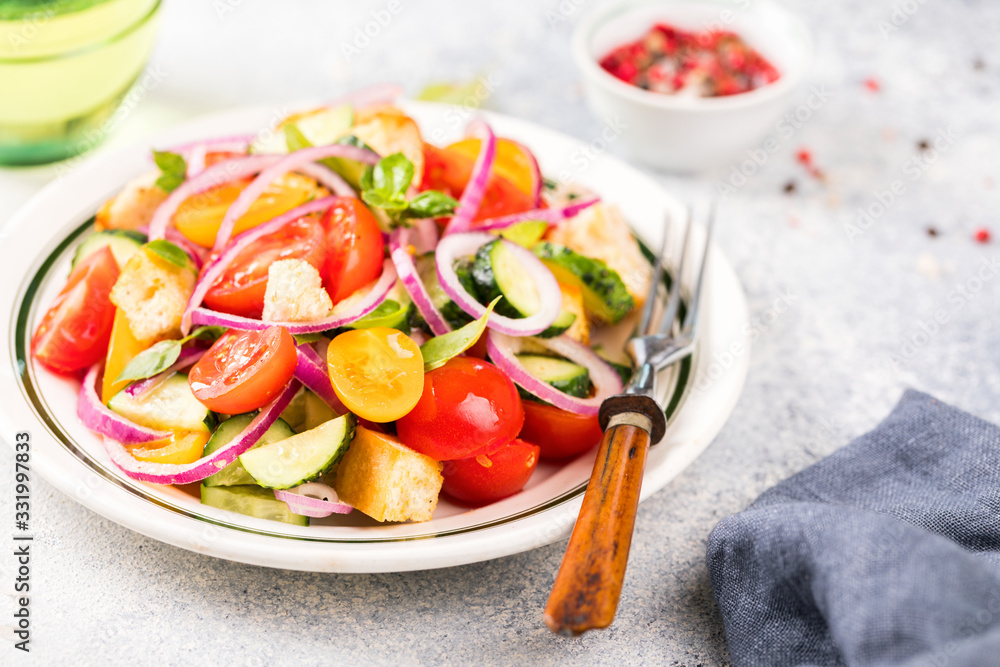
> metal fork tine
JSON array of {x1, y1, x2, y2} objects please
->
[
  {"x1": 680, "y1": 199, "x2": 717, "y2": 338},
  {"x1": 638, "y1": 212, "x2": 671, "y2": 335},
  {"x1": 657, "y1": 205, "x2": 692, "y2": 336}
]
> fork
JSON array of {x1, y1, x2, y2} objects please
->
[{"x1": 544, "y1": 201, "x2": 718, "y2": 636}]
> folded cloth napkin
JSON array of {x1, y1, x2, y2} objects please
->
[{"x1": 707, "y1": 389, "x2": 1000, "y2": 667}]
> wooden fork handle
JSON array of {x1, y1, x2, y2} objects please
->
[{"x1": 544, "y1": 410, "x2": 654, "y2": 636}]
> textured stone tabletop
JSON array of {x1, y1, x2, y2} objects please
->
[{"x1": 2, "y1": 0, "x2": 999, "y2": 665}]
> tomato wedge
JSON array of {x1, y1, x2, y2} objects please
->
[
  {"x1": 31, "y1": 246, "x2": 119, "y2": 374},
  {"x1": 421, "y1": 143, "x2": 536, "y2": 222},
  {"x1": 326, "y1": 327, "x2": 424, "y2": 422},
  {"x1": 188, "y1": 326, "x2": 297, "y2": 414},
  {"x1": 441, "y1": 438, "x2": 540, "y2": 506},
  {"x1": 320, "y1": 198, "x2": 385, "y2": 304},
  {"x1": 448, "y1": 137, "x2": 541, "y2": 202},
  {"x1": 202, "y1": 215, "x2": 326, "y2": 319},
  {"x1": 519, "y1": 400, "x2": 604, "y2": 460}
]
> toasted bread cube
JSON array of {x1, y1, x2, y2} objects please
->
[
  {"x1": 352, "y1": 105, "x2": 425, "y2": 184},
  {"x1": 546, "y1": 203, "x2": 653, "y2": 309},
  {"x1": 559, "y1": 282, "x2": 590, "y2": 345},
  {"x1": 96, "y1": 171, "x2": 169, "y2": 232},
  {"x1": 109, "y1": 248, "x2": 195, "y2": 345},
  {"x1": 334, "y1": 425, "x2": 443, "y2": 523},
  {"x1": 262, "y1": 259, "x2": 333, "y2": 323}
]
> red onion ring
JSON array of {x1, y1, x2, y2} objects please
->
[
  {"x1": 294, "y1": 345, "x2": 346, "y2": 414},
  {"x1": 78, "y1": 365, "x2": 172, "y2": 444},
  {"x1": 122, "y1": 347, "x2": 205, "y2": 400},
  {"x1": 295, "y1": 161, "x2": 356, "y2": 198},
  {"x1": 101, "y1": 380, "x2": 301, "y2": 485},
  {"x1": 444, "y1": 119, "x2": 497, "y2": 236},
  {"x1": 435, "y1": 232, "x2": 561, "y2": 336},
  {"x1": 389, "y1": 227, "x2": 451, "y2": 336},
  {"x1": 274, "y1": 483, "x2": 352, "y2": 517},
  {"x1": 473, "y1": 198, "x2": 600, "y2": 232},
  {"x1": 212, "y1": 144, "x2": 379, "y2": 252},
  {"x1": 486, "y1": 331, "x2": 624, "y2": 415},
  {"x1": 189, "y1": 259, "x2": 397, "y2": 334}
]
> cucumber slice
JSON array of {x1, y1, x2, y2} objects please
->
[
  {"x1": 239, "y1": 413, "x2": 356, "y2": 489},
  {"x1": 202, "y1": 416, "x2": 295, "y2": 487},
  {"x1": 279, "y1": 386, "x2": 308, "y2": 432},
  {"x1": 516, "y1": 354, "x2": 592, "y2": 398},
  {"x1": 497, "y1": 220, "x2": 547, "y2": 248},
  {"x1": 416, "y1": 253, "x2": 476, "y2": 329},
  {"x1": 72, "y1": 229, "x2": 146, "y2": 270},
  {"x1": 200, "y1": 484, "x2": 309, "y2": 526},
  {"x1": 538, "y1": 309, "x2": 577, "y2": 339},
  {"x1": 108, "y1": 373, "x2": 211, "y2": 433},
  {"x1": 534, "y1": 241, "x2": 634, "y2": 324},
  {"x1": 303, "y1": 390, "x2": 338, "y2": 431},
  {"x1": 472, "y1": 239, "x2": 539, "y2": 319},
  {"x1": 252, "y1": 104, "x2": 354, "y2": 155}
]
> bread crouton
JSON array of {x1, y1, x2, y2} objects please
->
[
  {"x1": 109, "y1": 248, "x2": 195, "y2": 345},
  {"x1": 546, "y1": 203, "x2": 653, "y2": 309},
  {"x1": 559, "y1": 282, "x2": 590, "y2": 345},
  {"x1": 334, "y1": 425, "x2": 443, "y2": 523},
  {"x1": 261, "y1": 259, "x2": 333, "y2": 323},
  {"x1": 96, "y1": 171, "x2": 169, "y2": 232},
  {"x1": 352, "y1": 105, "x2": 425, "y2": 184}
]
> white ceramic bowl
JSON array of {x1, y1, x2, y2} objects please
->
[{"x1": 572, "y1": 0, "x2": 813, "y2": 172}]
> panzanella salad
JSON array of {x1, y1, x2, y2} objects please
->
[{"x1": 31, "y1": 89, "x2": 655, "y2": 525}]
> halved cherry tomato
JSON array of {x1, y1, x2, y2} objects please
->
[
  {"x1": 421, "y1": 144, "x2": 536, "y2": 222},
  {"x1": 326, "y1": 327, "x2": 424, "y2": 422},
  {"x1": 320, "y1": 198, "x2": 384, "y2": 304},
  {"x1": 397, "y1": 357, "x2": 524, "y2": 461},
  {"x1": 188, "y1": 326, "x2": 297, "y2": 414},
  {"x1": 442, "y1": 438, "x2": 540, "y2": 506},
  {"x1": 128, "y1": 431, "x2": 210, "y2": 465},
  {"x1": 31, "y1": 246, "x2": 119, "y2": 375},
  {"x1": 174, "y1": 172, "x2": 320, "y2": 248},
  {"x1": 519, "y1": 401, "x2": 604, "y2": 460},
  {"x1": 448, "y1": 137, "x2": 541, "y2": 202},
  {"x1": 202, "y1": 215, "x2": 325, "y2": 319}
]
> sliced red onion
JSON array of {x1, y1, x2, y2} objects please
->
[
  {"x1": 294, "y1": 345, "x2": 345, "y2": 414},
  {"x1": 102, "y1": 380, "x2": 301, "y2": 485},
  {"x1": 295, "y1": 161, "x2": 356, "y2": 197},
  {"x1": 486, "y1": 331, "x2": 624, "y2": 416},
  {"x1": 444, "y1": 119, "x2": 497, "y2": 236},
  {"x1": 389, "y1": 227, "x2": 450, "y2": 336},
  {"x1": 123, "y1": 347, "x2": 205, "y2": 400},
  {"x1": 274, "y1": 483, "x2": 352, "y2": 517},
  {"x1": 78, "y1": 365, "x2": 172, "y2": 444},
  {"x1": 148, "y1": 154, "x2": 282, "y2": 242},
  {"x1": 164, "y1": 227, "x2": 208, "y2": 270},
  {"x1": 515, "y1": 139, "x2": 544, "y2": 207},
  {"x1": 190, "y1": 259, "x2": 397, "y2": 334},
  {"x1": 474, "y1": 198, "x2": 600, "y2": 232},
  {"x1": 181, "y1": 196, "x2": 339, "y2": 334},
  {"x1": 212, "y1": 144, "x2": 379, "y2": 252},
  {"x1": 186, "y1": 143, "x2": 208, "y2": 178},
  {"x1": 324, "y1": 82, "x2": 403, "y2": 110},
  {"x1": 435, "y1": 232, "x2": 561, "y2": 336},
  {"x1": 410, "y1": 217, "x2": 439, "y2": 254}
]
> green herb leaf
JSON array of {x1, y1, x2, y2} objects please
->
[
  {"x1": 153, "y1": 151, "x2": 187, "y2": 192},
  {"x1": 186, "y1": 326, "x2": 227, "y2": 343},
  {"x1": 361, "y1": 189, "x2": 407, "y2": 212},
  {"x1": 284, "y1": 123, "x2": 311, "y2": 152},
  {"x1": 373, "y1": 152, "x2": 414, "y2": 195},
  {"x1": 420, "y1": 297, "x2": 500, "y2": 372},
  {"x1": 144, "y1": 240, "x2": 189, "y2": 268},
  {"x1": 405, "y1": 191, "x2": 458, "y2": 220},
  {"x1": 293, "y1": 333, "x2": 323, "y2": 345},
  {"x1": 115, "y1": 340, "x2": 182, "y2": 384}
]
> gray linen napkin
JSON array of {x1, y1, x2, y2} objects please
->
[{"x1": 707, "y1": 389, "x2": 1000, "y2": 666}]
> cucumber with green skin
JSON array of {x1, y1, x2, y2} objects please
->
[
  {"x1": 108, "y1": 373, "x2": 212, "y2": 433},
  {"x1": 200, "y1": 484, "x2": 309, "y2": 526},
  {"x1": 533, "y1": 241, "x2": 634, "y2": 324},
  {"x1": 516, "y1": 353, "x2": 592, "y2": 398},
  {"x1": 470, "y1": 239, "x2": 575, "y2": 337},
  {"x1": 72, "y1": 229, "x2": 146, "y2": 270},
  {"x1": 416, "y1": 252, "x2": 477, "y2": 330},
  {"x1": 202, "y1": 416, "x2": 295, "y2": 487},
  {"x1": 239, "y1": 413, "x2": 356, "y2": 489}
]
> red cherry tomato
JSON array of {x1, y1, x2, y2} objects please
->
[
  {"x1": 442, "y1": 438, "x2": 540, "y2": 506},
  {"x1": 31, "y1": 246, "x2": 119, "y2": 374},
  {"x1": 202, "y1": 216, "x2": 325, "y2": 319},
  {"x1": 396, "y1": 357, "x2": 524, "y2": 461},
  {"x1": 188, "y1": 326, "x2": 297, "y2": 414},
  {"x1": 519, "y1": 400, "x2": 604, "y2": 460},
  {"x1": 320, "y1": 198, "x2": 384, "y2": 304},
  {"x1": 421, "y1": 144, "x2": 536, "y2": 222}
]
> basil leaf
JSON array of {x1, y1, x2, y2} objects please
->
[
  {"x1": 405, "y1": 191, "x2": 458, "y2": 220},
  {"x1": 293, "y1": 333, "x2": 322, "y2": 345},
  {"x1": 420, "y1": 297, "x2": 500, "y2": 372},
  {"x1": 144, "y1": 240, "x2": 189, "y2": 268},
  {"x1": 115, "y1": 340, "x2": 182, "y2": 384},
  {"x1": 185, "y1": 326, "x2": 226, "y2": 344},
  {"x1": 371, "y1": 152, "x2": 414, "y2": 198},
  {"x1": 153, "y1": 150, "x2": 187, "y2": 192},
  {"x1": 362, "y1": 189, "x2": 407, "y2": 212}
]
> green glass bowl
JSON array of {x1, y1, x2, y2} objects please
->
[{"x1": 0, "y1": 0, "x2": 162, "y2": 166}]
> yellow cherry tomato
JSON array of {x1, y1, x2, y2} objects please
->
[
  {"x1": 102, "y1": 308, "x2": 145, "y2": 404},
  {"x1": 448, "y1": 137, "x2": 539, "y2": 200},
  {"x1": 129, "y1": 431, "x2": 210, "y2": 465},
  {"x1": 326, "y1": 327, "x2": 424, "y2": 422},
  {"x1": 174, "y1": 172, "x2": 322, "y2": 247}
]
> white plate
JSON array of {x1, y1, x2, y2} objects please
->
[{"x1": 0, "y1": 102, "x2": 749, "y2": 573}]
